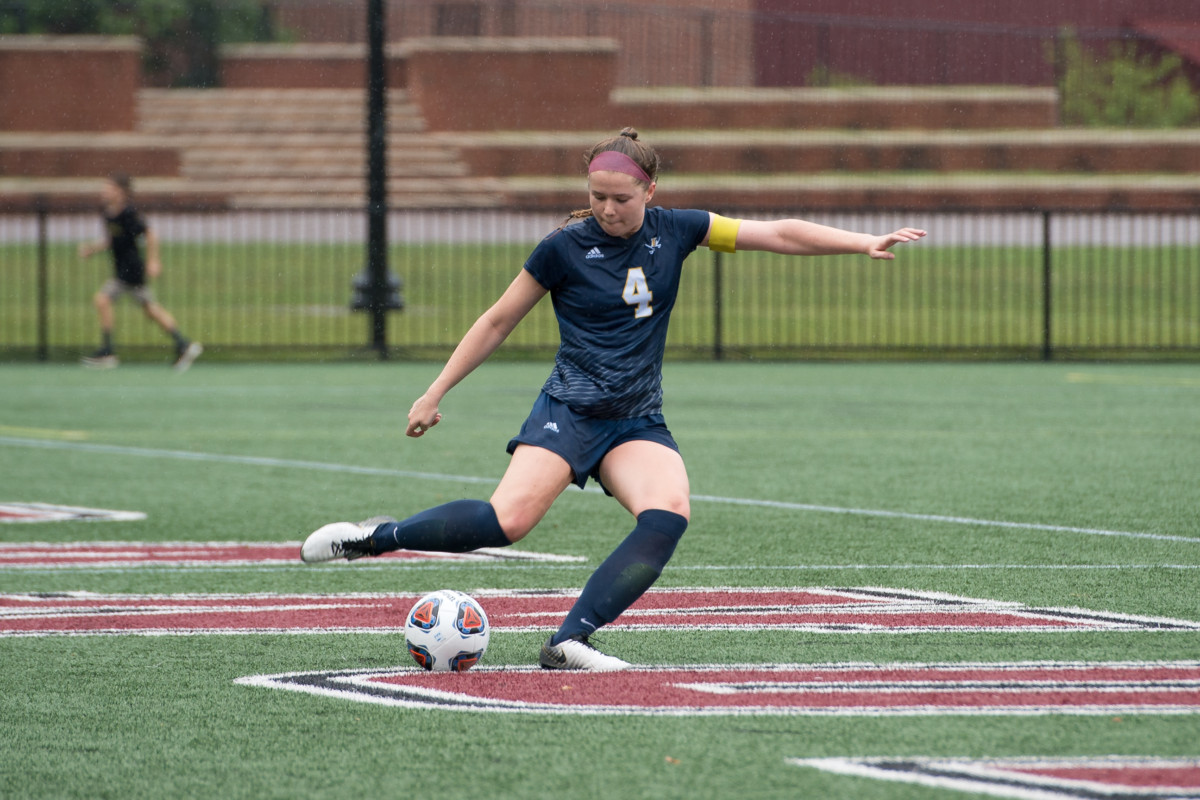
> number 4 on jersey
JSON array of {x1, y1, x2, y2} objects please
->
[{"x1": 623, "y1": 267, "x2": 653, "y2": 318}]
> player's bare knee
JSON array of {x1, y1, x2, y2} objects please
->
[
  {"x1": 664, "y1": 499, "x2": 691, "y2": 523},
  {"x1": 492, "y1": 508, "x2": 535, "y2": 543},
  {"x1": 636, "y1": 496, "x2": 689, "y2": 522}
]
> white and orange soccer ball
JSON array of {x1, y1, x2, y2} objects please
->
[{"x1": 404, "y1": 590, "x2": 490, "y2": 672}]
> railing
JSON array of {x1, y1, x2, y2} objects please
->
[{"x1": 1, "y1": 206, "x2": 1197, "y2": 362}]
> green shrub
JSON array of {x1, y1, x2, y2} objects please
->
[
  {"x1": 1052, "y1": 28, "x2": 1200, "y2": 127},
  {"x1": 0, "y1": 0, "x2": 277, "y2": 87},
  {"x1": 806, "y1": 63, "x2": 874, "y2": 88}
]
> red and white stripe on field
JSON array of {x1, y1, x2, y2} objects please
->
[
  {"x1": 789, "y1": 756, "x2": 1200, "y2": 799},
  {"x1": 0, "y1": 540, "x2": 582, "y2": 567},
  {"x1": 2, "y1": 586, "x2": 1196, "y2": 637}
]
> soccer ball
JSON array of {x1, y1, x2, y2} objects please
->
[{"x1": 404, "y1": 590, "x2": 490, "y2": 672}]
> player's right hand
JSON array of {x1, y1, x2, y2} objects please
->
[{"x1": 406, "y1": 395, "x2": 442, "y2": 437}]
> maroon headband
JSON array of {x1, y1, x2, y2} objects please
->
[{"x1": 588, "y1": 150, "x2": 652, "y2": 183}]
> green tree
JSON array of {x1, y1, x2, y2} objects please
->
[
  {"x1": 0, "y1": 0, "x2": 277, "y2": 87},
  {"x1": 1052, "y1": 29, "x2": 1200, "y2": 128}
]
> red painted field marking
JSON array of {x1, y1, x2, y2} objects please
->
[
  {"x1": 3, "y1": 587, "x2": 1195, "y2": 637},
  {"x1": 237, "y1": 661, "x2": 1200, "y2": 717}
]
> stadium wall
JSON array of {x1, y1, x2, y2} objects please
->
[
  {"x1": 220, "y1": 42, "x2": 407, "y2": 89},
  {"x1": 262, "y1": 0, "x2": 1199, "y2": 89},
  {"x1": 264, "y1": 0, "x2": 757, "y2": 88},
  {"x1": 0, "y1": 36, "x2": 141, "y2": 132},
  {"x1": 753, "y1": 0, "x2": 1200, "y2": 86}
]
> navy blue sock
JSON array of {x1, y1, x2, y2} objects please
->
[
  {"x1": 369, "y1": 499, "x2": 510, "y2": 554},
  {"x1": 551, "y1": 509, "x2": 687, "y2": 644}
]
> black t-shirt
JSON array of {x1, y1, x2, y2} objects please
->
[{"x1": 105, "y1": 205, "x2": 148, "y2": 285}]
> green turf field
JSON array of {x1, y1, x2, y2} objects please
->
[{"x1": 1, "y1": 361, "x2": 1198, "y2": 799}]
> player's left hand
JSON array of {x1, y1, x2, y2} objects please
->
[{"x1": 867, "y1": 227, "x2": 927, "y2": 260}]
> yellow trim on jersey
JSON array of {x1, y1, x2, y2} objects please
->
[{"x1": 707, "y1": 213, "x2": 741, "y2": 253}]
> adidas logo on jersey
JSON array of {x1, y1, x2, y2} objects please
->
[
  {"x1": 585, "y1": 247, "x2": 604, "y2": 260},
  {"x1": 543, "y1": 422, "x2": 560, "y2": 433}
]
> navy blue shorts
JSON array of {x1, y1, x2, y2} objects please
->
[{"x1": 506, "y1": 392, "x2": 680, "y2": 491}]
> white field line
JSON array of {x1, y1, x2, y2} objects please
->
[
  {"x1": 4, "y1": 564, "x2": 1200, "y2": 576},
  {"x1": 3, "y1": 435, "x2": 1197, "y2": 545}
]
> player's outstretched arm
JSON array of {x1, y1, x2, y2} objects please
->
[
  {"x1": 406, "y1": 269, "x2": 547, "y2": 437},
  {"x1": 731, "y1": 217, "x2": 926, "y2": 259}
]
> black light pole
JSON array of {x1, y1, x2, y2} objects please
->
[{"x1": 355, "y1": 0, "x2": 403, "y2": 357}]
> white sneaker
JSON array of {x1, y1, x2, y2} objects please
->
[
  {"x1": 173, "y1": 342, "x2": 203, "y2": 373},
  {"x1": 81, "y1": 352, "x2": 119, "y2": 369},
  {"x1": 301, "y1": 521, "x2": 377, "y2": 563},
  {"x1": 539, "y1": 635, "x2": 631, "y2": 671}
]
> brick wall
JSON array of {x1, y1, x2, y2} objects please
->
[
  {"x1": 401, "y1": 37, "x2": 618, "y2": 130},
  {"x1": 754, "y1": 0, "x2": 1200, "y2": 86},
  {"x1": 0, "y1": 36, "x2": 142, "y2": 131},
  {"x1": 266, "y1": 0, "x2": 757, "y2": 87},
  {"x1": 221, "y1": 42, "x2": 407, "y2": 89}
]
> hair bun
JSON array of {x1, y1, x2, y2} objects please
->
[{"x1": 619, "y1": 128, "x2": 638, "y2": 140}]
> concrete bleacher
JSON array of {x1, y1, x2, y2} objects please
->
[
  {"x1": 136, "y1": 88, "x2": 494, "y2": 208},
  {"x1": 2, "y1": 36, "x2": 1199, "y2": 213}
]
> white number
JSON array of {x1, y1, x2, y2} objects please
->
[{"x1": 622, "y1": 267, "x2": 653, "y2": 318}]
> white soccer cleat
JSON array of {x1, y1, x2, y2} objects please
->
[
  {"x1": 539, "y1": 634, "x2": 631, "y2": 671},
  {"x1": 301, "y1": 521, "x2": 375, "y2": 563}
]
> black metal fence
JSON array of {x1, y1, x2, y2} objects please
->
[{"x1": 1, "y1": 206, "x2": 1197, "y2": 362}]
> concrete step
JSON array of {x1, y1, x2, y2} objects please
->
[
  {"x1": 127, "y1": 87, "x2": 461, "y2": 194},
  {"x1": 179, "y1": 160, "x2": 468, "y2": 180},
  {"x1": 137, "y1": 88, "x2": 425, "y2": 135},
  {"x1": 487, "y1": 172, "x2": 1200, "y2": 212},
  {"x1": 0, "y1": 132, "x2": 181, "y2": 178},
  {"x1": 180, "y1": 144, "x2": 461, "y2": 165},
  {"x1": 446, "y1": 129, "x2": 1200, "y2": 176},
  {"x1": 7, "y1": 171, "x2": 1199, "y2": 212},
  {"x1": 611, "y1": 86, "x2": 1059, "y2": 130},
  {"x1": 133, "y1": 132, "x2": 443, "y2": 149},
  {"x1": 137, "y1": 88, "x2": 410, "y2": 113},
  {"x1": 4, "y1": 84, "x2": 1194, "y2": 212},
  {"x1": 139, "y1": 117, "x2": 424, "y2": 135},
  {"x1": 0, "y1": 177, "x2": 228, "y2": 210}
]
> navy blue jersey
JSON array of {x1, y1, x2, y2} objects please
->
[
  {"x1": 523, "y1": 207, "x2": 711, "y2": 419},
  {"x1": 104, "y1": 205, "x2": 148, "y2": 285}
]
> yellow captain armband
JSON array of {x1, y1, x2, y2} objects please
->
[{"x1": 706, "y1": 213, "x2": 741, "y2": 253}]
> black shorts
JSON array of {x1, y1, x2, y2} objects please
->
[{"x1": 506, "y1": 392, "x2": 679, "y2": 491}]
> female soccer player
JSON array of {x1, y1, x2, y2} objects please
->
[{"x1": 302, "y1": 128, "x2": 926, "y2": 670}]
